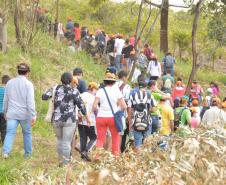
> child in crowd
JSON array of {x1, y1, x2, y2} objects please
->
[
  {"x1": 78, "y1": 82, "x2": 98, "y2": 161},
  {"x1": 190, "y1": 98, "x2": 201, "y2": 128},
  {"x1": 0, "y1": 75, "x2": 10, "y2": 145}
]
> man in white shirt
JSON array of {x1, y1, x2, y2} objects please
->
[
  {"x1": 114, "y1": 34, "x2": 125, "y2": 72},
  {"x1": 202, "y1": 98, "x2": 226, "y2": 126}
]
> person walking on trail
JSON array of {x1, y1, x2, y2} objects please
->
[
  {"x1": 73, "y1": 23, "x2": 81, "y2": 49},
  {"x1": 92, "y1": 72, "x2": 127, "y2": 156},
  {"x1": 106, "y1": 35, "x2": 115, "y2": 66},
  {"x1": 162, "y1": 52, "x2": 175, "y2": 77},
  {"x1": 116, "y1": 71, "x2": 131, "y2": 153},
  {"x1": 114, "y1": 34, "x2": 125, "y2": 72},
  {"x1": 66, "y1": 17, "x2": 74, "y2": 31},
  {"x1": 73, "y1": 67, "x2": 87, "y2": 93},
  {"x1": 147, "y1": 54, "x2": 162, "y2": 81},
  {"x1": 78, "y1": 82, "x2": 99, "y2": 162},
  {"x1": 148, "y1": 80, "x2": 171, "y2": 134},
  {"x1": 137, "y1": 49, "x2": 149, "y2": 71},
  {"x1": 122, "y1": 39, "x2": 134, "y2": 72},
  {"x1": 42, "y1": 72, "x2": 90, "y2": 167},
  {"x1": 174, "y1": 96, "x2": 191, "y2": 130},
  {"x1": 202, "y1": 97, "x2": 226, "y2": 126},
  {"x1": 190, "y1": 98, "x2": 201, "y2": 128},
  {"x1": 0, "y1": 75, "x2": 10, "y2": 145},
  {"x1": 171, "y1": 78, "x2": 185, "y2": 101},
  {"x1": 158, "y1": 97, "x2": 174, "y2": 136},
  {"x1": 161, "y1": 69, "x2": 174, "y2": 94},
  {"x1": 143, "y1": 44, "x2": 153, "y2": 61},
  {"x1": 2, "y1": 63, "x2": 36, "y2": 159},
  {"x1": 127, "y1": 80, "x2": 154, "y2": 153}
]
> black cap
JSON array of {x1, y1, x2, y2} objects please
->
[
  {"x1": 73, "y1": 67, "x2": 83, "y2": 75},
  {"x1": 17, "y1": 63, "x2": 30, "y2": 72},
  {"x1": 138, "y1": 81, "x2": 147, "y2": 88}
]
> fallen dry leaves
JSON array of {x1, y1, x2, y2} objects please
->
[{"x1": 20, "y1": 123, "x2": 226, "y2": 185}]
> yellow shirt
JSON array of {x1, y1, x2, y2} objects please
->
[{"x1": 158, "y1": 103, "x2": 174, "y2": 135}]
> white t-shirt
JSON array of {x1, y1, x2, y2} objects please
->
[
  {"x1": 115, "y1": 80, "x2": 131, "y2": 101},
  {"x1": 96, "y1": 86, "x2": 123, "y2": 117},
  {"x1": 114, "y1": 38, "x2": 125, "y2": 55},
  {"x1": 80, "y1": 92, "x2": 96, "y2": 126},
  {"x1": 147, "y1": 60, "x2": 162, "y2": 77},
  {"x1": 202, "y1": 106, "x2": 226, "y2": 126}
]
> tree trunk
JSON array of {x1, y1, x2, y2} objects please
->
[
  {"x1": 160, "y1": 0, "x2": 169, "y2": 53},
  {"x1": 0, "y1": 17, "x2": 7, "y2": 52},
  {"x1": 128, "y1": 0, "x2": 144, "y2": 81},
  {"x1": 185, "y1": 0, "x2": 205, "y2": 95}
]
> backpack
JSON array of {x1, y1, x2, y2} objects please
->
[
  {"x1": 164, "y1": 78, "x2": 172, "y2": 89},
  {"x1": 165, "y1": 55, "x2": 174, "y2": 68},
  {"x1": 133, "y1": 91, "x2": 150, "y2": 132},
  {"x1": 174, "y1": 107, "x2": 188, "y2": 130}
]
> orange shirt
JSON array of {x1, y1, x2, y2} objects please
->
[{"x1": 74, "y1": 28, "x2": 81, "y2": 41}]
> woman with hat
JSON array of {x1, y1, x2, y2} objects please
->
[{"x1": 92, "y1": 72, "x2": 127, "y2": 156}]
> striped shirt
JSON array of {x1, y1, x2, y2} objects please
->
[{"x1": 0, "y1": 86, "x2": 5, "y2": 113}]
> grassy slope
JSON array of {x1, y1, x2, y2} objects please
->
[
  {"x1": 0, "y1": 12, "x2": 226, "y2": 185},
  {"x1": 0, "y1": 30, "x2": 106, "y2": 184}
]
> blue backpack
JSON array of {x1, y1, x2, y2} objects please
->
[{"x1": 165, "y1": 55, "x2": 174, "y2": 68}]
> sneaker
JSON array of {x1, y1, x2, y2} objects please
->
[
  {"x1": 81, "y1": 151, "x2": 91, "y2": 162},
  {"x1": 3, "y1": 153, "x2": 9, "y2": 159}
]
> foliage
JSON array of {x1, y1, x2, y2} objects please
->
[{"x1": 172, "y1": 30, "x2": 191, "y2": 57}]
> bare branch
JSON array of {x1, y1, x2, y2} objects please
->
[
  {"x1": 138, "y1": 3, "x2": 152, "y2": 40},
  {"x1": 143, "y1": 4, "x2": 163, "y2": 44},
  {"x1": 144, "y1": 0, "x2": 195, "y2": 9}
]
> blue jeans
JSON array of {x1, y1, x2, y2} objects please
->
[
  {"x1": 151, "y1": 115, "x2": 159, "y2": 134},
  {"x1": 133, "y1": 124, "x2": 151, "y2": 147},
  {"x1": 114, "y1": 55, "x2": 122, "y2": 72},
  {"x1": 3, "y1": 119, "x2": 32, "y2": 156}
]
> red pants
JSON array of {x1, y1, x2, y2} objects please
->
[{"x1": 96, "y1": 117, "x2": 120, "y2": 155}]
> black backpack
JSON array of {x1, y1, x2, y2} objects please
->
[{"x1": 133, "y1": 91, "x2": 150, "y2": 132}]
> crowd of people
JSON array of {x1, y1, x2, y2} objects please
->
[
  {"x1": 0, "y1": 17, "x2": 225, "y2": 167},
  {"x1": 0, "y1": 60, "x2": 225, "y2": 167}
]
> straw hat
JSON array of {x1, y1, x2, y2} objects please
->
[
  {"x1": 88, "y1": 82, "x2": 99, "y2": 90},
  {"x1": 104, "y1": 72, "x2": 117, "y2": 82}
]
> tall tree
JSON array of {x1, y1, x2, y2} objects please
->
[
  {"x1": 145, "y1": 0, "x2": 194, "y2": 52},
  {"x1": 185, "y1": 0, "x2": 205, "y2": 95},
  {"x1": 160, "y1": 0, "x2": 169, "y2": 53},
  {"x1": 0, "y1": 0, "x2": 13, "y2": 52}
]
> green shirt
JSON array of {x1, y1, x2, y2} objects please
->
[
  {"x1": 175, "y1": 107, "x2": 191, "y2": 125},
  {"x1": 151, "y1": 91, "x2": 162, "y2": 116}
]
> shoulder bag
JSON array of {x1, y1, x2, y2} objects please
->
[{"x1": 103, "y1": 87, "x2": 124, "y2": 133}]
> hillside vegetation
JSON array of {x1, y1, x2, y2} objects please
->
[{"x1": 0, "y1": 0, "x2": 226, "y2": 184}]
